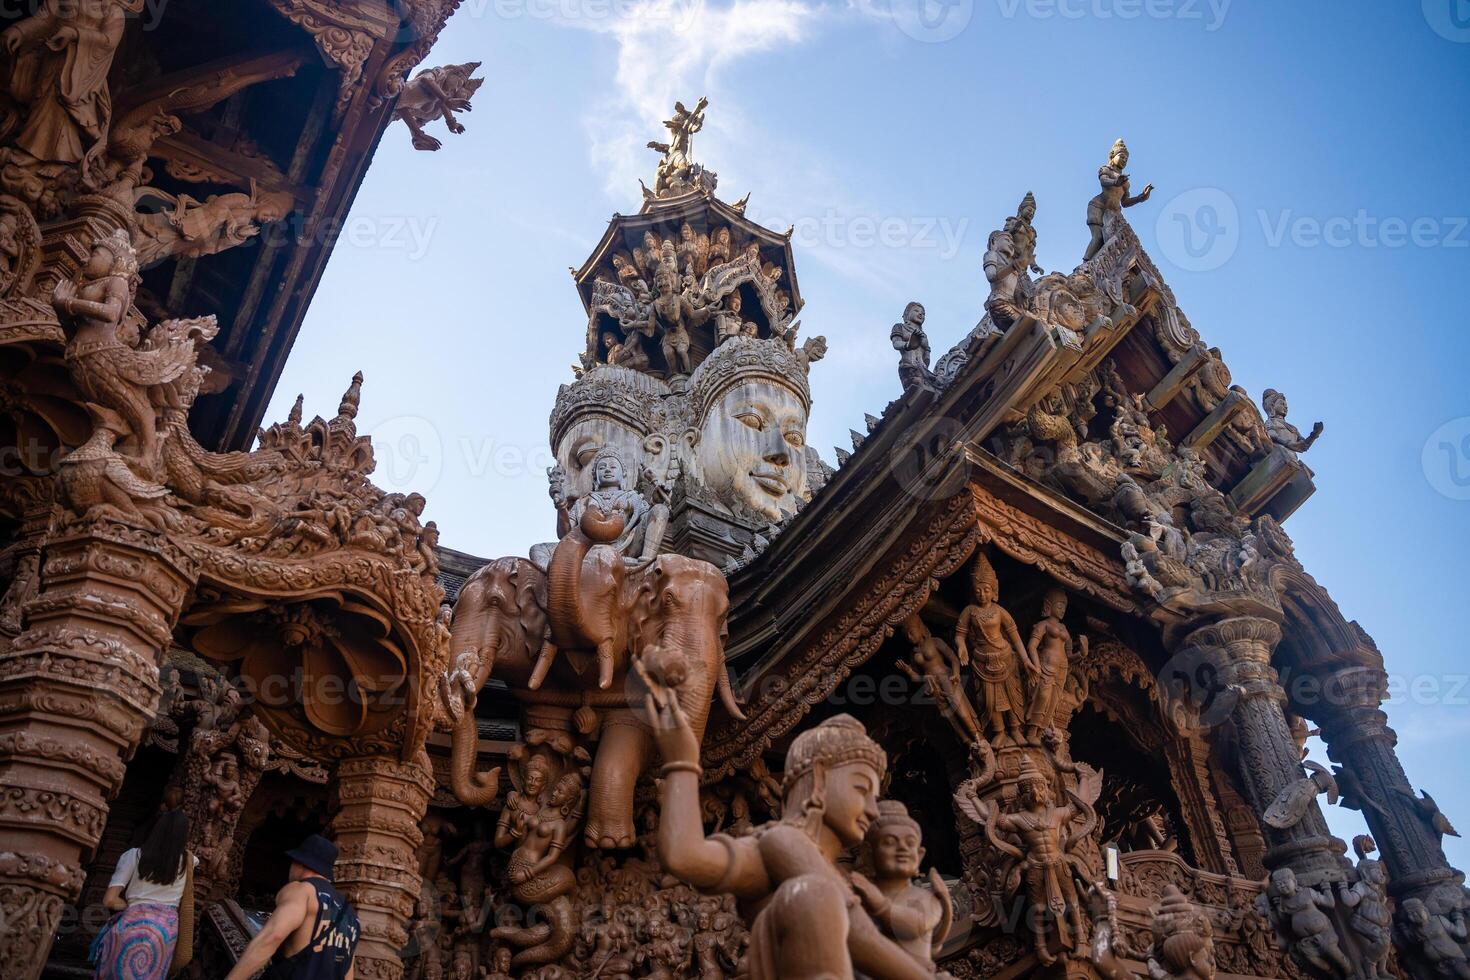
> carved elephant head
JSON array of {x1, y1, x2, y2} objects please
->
[{"x1": 442, "y1": 556, "x2": 550, "y2": 806}]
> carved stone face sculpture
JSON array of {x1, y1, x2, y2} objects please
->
[
  {"x1": 550, "y1": 366, "x2": 669, "y2": 513},
  {"x1": 692, "y1": 378, "x2": 808, "y2": 521}
]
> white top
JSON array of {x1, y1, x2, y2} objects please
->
[{"x1": 108, "y1": 848, "x2": 195, "y2": 907}]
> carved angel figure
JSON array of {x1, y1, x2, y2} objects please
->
[
  {"x1": 393, "y1": 62, "x2": 484, "y2": 151},
  {"x1": 897, "y1": 614, "x2": 985, "y2": 747},
  {"x1": 53, "y1": 230, "x2": 213, "y2": 467},
  {"x1": 891, "y1": 301, "x2": 934, "y2": 392},
  {"x1": 132, "y1": 183, "x2": 293, "y2": 268},
  {"x1": 1256, "y1": 867, "x2": 1353, "y2": 978}
]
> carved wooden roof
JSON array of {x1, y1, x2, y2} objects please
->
[{"x1": 78, "y1": 0, "x2": 464, "y2": 453}]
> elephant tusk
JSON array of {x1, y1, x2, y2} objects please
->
[
  {"x1": 717, "y1": 659, "x2": 746, "y2": 721},
  {"x1": 527, "y1": 640, "x2": 559, "y2": 690}
]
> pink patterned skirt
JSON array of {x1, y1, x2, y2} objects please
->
[{"x1": 90, "y1": 902, "x2": 179, "y2": 980}]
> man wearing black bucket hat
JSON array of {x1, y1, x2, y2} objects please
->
[{"x1": 224, "y1": 834, "x2": 361, "y2": 980}]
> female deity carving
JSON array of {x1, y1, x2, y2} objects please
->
[
  {"x1": 955, "y1": 554, "x2": 1035, "y2": 745},
  {"x1": 1025, "y1": 588, "x2": 1086, "y2": 743}
]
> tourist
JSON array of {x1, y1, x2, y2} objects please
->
[
  {"x1": 90, "y1": 810, "x2": 194, "y2": 980},
  {"x1": 224, "y1": 834, "x2": 360, "y2": 980}
]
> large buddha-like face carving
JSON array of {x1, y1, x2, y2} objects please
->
[
  {"x1": 556, "y1": 416, "x2": 644, "y2": 508},
  {"x1": 692, "y1": 378, "x2": 808, "y2": 522}
]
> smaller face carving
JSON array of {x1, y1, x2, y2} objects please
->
[
  {"x1": 871, "y1": 823, "x2": 923, "y2": 879},
  {"x1": 822, "y1": 761, "x2": 882, "y2": 848},
  {"x1": 693, "y1": 380, "x2": 808, "y2": 522}
]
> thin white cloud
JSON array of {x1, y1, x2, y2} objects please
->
[{"x1": 555, "y1": 0, "x2": 822, "y2": 194}]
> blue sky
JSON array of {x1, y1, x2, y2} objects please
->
[{"x1": 265, "y1": 0, "x2": 1470, "y2": 867}]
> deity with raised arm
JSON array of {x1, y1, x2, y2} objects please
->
[
  {"x1": 1262, "y1": 388, "x2": 1323, "y2": 455},
  {"x1": 1085, "y1": 138, "x2": 1153, "y2": 260},
  {"x1": 650, "y1": 701, "x2": 938, "y2": 980}
]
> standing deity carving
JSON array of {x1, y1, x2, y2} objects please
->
[
  {"x1": 1024, "y1": 587, "x2": 1085, "y2": 744},
  {"x1": 892, "y1": 301, "x2": 935, "y2": 392},
  {"x1": 955, "y1": 554, "x2": 1034, "y2": 746},
  {"x1": 1084, "y1": 138, "x2": 1153, "y2": 261}
]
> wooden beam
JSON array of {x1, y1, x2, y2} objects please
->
[{"x1": 1145, "y1": 344, "x2": 1208, "y2": 411}]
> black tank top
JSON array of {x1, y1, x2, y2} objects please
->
[{"x1": 264, "y1": 877, "x2": 360, "y2": 980}]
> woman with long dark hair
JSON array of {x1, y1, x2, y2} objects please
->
[{"x1": 91, "y1": 809, "x2": 196, "y2": 979}]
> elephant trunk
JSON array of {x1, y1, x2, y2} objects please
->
[
  {"x1": 449, "y1": 707, "x2": 502, "y2": 807},
  {"x1": 447, "y1": 632, "x2": 502, "y2": 806}
]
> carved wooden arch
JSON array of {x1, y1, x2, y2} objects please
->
[
  {"x1": 177, "y1": 559, "x2": 443, "y2": 764},
  {"x1": 1074, "y1": 638, "x2": 1243, "y2": 876},
  {"x1": 1272, "y1": 564, "x2": 1380, "y2": 676}
]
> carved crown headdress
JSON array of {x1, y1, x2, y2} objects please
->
[
  {"x1": 549, "y1": 364, "x2": 671, "y2": 449},
  {"x1": 870, "y1": 799, "x2": 920, "y2": 835},
  {"x1": 782, "y1": 713, "x2": 886, "y2": 792},
  {"x1": 94, "y1": 229, "x2": 140, "y2": 282},
  {"x1": 687, "y1": 336, "x2": 811, "y2": 419},
  {"x1": 971, "y1": 552, "x2": 999, "y2": 594}
]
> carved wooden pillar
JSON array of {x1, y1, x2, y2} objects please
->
[
  {"x1": 0, "y1": 519, "x2": 196, "y2": 979},
  {"x1": 331, "y1": 750, "x2": 434, "y2": 980},
  {"x1": 1314, "y1": 663, "x2": 1464, "y2": 974},
  {"x1": 1183, "y1": 617, "x2": 1342, "y2": 880},
  {"x1": 1160, "y1": 732, "x2": 1240, "y2": 877}
]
